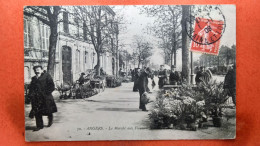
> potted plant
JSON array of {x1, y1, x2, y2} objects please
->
[{"x1": 199, "y1": 80, "x2": 228, "y2": 127}]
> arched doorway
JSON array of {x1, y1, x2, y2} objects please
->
[{"x1": 62, "y1": 46, "x2": 72, "y2": 84}]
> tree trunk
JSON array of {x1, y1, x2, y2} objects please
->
[
  {"x1": 138, "y1": 59, "x2": 141, "y2": 68},
  {"x1": 47, "y1": 23, "x2": 58, "y2": 79},
  {"x1": 45, "y1": 6, "x2": 61, "y2": 79},
  {"x1": 170, "y1": 52, "x2": 173, "y2": 71},
  {"x1": 164, "y1": 52, "x2": 167, "y2": 64},
  {"x1": 181, "y1": 5, "x2": 190, "y2": 83},
  {"x1": 96, "y1": 52, "x2": 101, "y2": 75},
  {"x1": 174, "y1": 49, "x2": 177, "y2": 67}
]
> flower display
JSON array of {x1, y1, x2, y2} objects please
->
[{"x1": 149, "y1": 80, "x2": 227, "y2": 130}]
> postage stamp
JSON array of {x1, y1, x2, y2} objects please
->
[{"x1": 185, "y1": 6, "x2": 226, "y2": 55}]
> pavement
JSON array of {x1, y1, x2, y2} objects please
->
[{"x1": 25, "y1": 76, "x2": 236, "y2": 141}]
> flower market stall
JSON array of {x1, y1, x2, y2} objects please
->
[{"x1": 149, "y1": 80, "x2": 230, "y2": 130}]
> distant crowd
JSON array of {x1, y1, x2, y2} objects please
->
[{"x1": 128, "y1": 64, "x2": 236, "y2": 111}]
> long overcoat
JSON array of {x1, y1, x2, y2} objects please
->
[
  {"x1": 137, "y1": 71, "x2": 149, "y2": 109},
  {"x1": 28, "y1": 72, "x2": 57, "y2": 116},
  {"x1": 158, "y1": 70, "x2": 167, "y2": 88},
  {"x1": 137, "y1": 71, "x2": 149, "y2": 93}
]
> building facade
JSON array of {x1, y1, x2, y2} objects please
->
[{"x1": 24, "y1": 6, "x2": 117, "y2": 85}]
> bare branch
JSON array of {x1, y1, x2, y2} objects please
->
[{"x1": 24, "y1": 11, "x2": 50, "y2": 25}]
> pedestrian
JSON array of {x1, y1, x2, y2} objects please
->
[
  {"x1": 195, "y1": 66, "x2": 205, "y2": 85},
  {"x1": 137, "y1": 67, "x2": 152, "y2": 111},
  {"x1": 169, "y1": 65, "x2": 182, "y2": 85},
  {"x1": 78, "y1": 72, "x2": 86, "y2": 85},
  {"x1": 133, "y1": 68, "x2": 140, "y2": 92},
  {"x1": 158, "y1": 65, "x2": 167, "y2": 89},
  {"x1": 194, "y1": 66, "x2": 200, "y2": 74},
  {"x1": 144, "y1": 67, "x2": 150, "y2": 93},
  {"x1": 131, "y1": 69, "x2": 135, "y2": 82},
  {"x1": 146, "y1": 69, "x2": 155, "y2": 93},
  {"x1": 149, "y1": 70, "x2": 156, "y2": 89},
  {"x1": 203, "y1": 68, "x2": 213, "y2": 83},
  {"x1": 223, "y1": 64, "x2": 236, "y2": 105},
  {"x1": 100, "y1": 67, "x2": 105, "y2": 75},
  {"x1": 28, "y1": 65, "x2": 57, "y2": 131},
  {"x1": 119, "y1": 68, "x2": 122, "y2": 76}
]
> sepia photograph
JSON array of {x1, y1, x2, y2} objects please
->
[{"x1": 24, "y1": 5, "x2": 236, "y2": 141}]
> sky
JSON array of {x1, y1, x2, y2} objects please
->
[{"x1": 113, "y1": 5, "x2": 236, "y2": 70}]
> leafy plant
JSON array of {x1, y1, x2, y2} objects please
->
[
  {"x1": 197, "y1": 80, "x2": 228, "y2": 117},
  {"x1": 149, "y1": 89, "x2": 206, "y2": 130}
]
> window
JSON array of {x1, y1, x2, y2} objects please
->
[
  {"x1": 40, "y1": 24, "x2": 50, "y2": 50},
  {"x1": 46, "y1": 27, "x2": 49, "y2": 50},
  {"x1": 63, "y1": 12, "x2": 69, "y2": 33},
  {"x1": 24, "y1": 19, "x2": 29, "y2": 47},
  {"x1": 74, "y1": 17, "x2": 79, "y2": 37},
  {"x1": 85, "y1": 51, "x2": 88, "y2": 64}
]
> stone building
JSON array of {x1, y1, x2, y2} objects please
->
[{"x1": 24, "y1": 6, "x2": 117, "y2": 85}]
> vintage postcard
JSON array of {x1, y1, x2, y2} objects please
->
[{"x1": 24, "y1": 5, "x2": 236, "y2": 141}]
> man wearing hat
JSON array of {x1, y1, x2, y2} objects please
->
[
  {"x1": 78, "y1": 72, "x2": 86, "y2": 85},
  {"x1": 158, "y1": 65, "x2": 167, "y2": 89},
  {"x1": 169, "y1": 65, "x2": 182, "y2": 85},
  {"x1": 137, "y1": 67, "x2": 152, "y2": 111},
  {"x1": 195, "y1": 66, "x2": 205, "y2": 85},
  {"x1": 133, "y1": 68, "x2": 140, "y2": 92},
  {"x1": 28, "y1": 65, "x2": 57, "y2": 131},
  {"x1": 224, "y1": 64, "x2": 236, "y2": 105}
]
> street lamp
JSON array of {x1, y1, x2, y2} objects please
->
[{"x1": 190, "y1": 6, "x2": 195, "y2": 85}]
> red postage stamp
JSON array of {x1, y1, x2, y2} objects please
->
[{"x1": 190, "y1": 17, "x2": 225, "y2": 55}]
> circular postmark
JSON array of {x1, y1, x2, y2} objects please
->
[{"x1": 185, "y1": 5, "x2": 226, "y2": 45}]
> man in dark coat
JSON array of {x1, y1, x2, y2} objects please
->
[
  {"x1": 158, "y1": 65, "x2": 167, "y2": 89},
  {"x1": 137, "y1": 67, "x2": 151, "y2": 111},
  {"x1": 131, "y1": 69, "x2": 135, "y2": 82},
  {"x1": 133, "y1": 68, "x2": 140, "y2": 92},
  {"x1": 195, "y1": 66, "x2": 205, "y2": 85},
  {"x1": 78, "y1": 72, "x2": 86, "y2": 85},
  {"x1": 28, "y1": 65, "x2": 57, "y2": 131},
  {"x1": 169, "y1": 65, "x2": 182, "y2": 85},
  {"x1": 224, "y1": 64, "x2": 236, "y2": 105}
]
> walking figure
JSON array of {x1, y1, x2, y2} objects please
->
[
  {"x1": 169, "y1": 65, "x2": 182, "y2": 85},
  {"x1": 158, "y1": 65, "x2": 167, "y2": 89},
  {"x1": 28, "y1": 65, "x2": 57, "y2": 131},
  {"x1": 133, "y1": 68, "x2": 140, "y2": 92},
  {"x1": 224, "y1": 64, "x2": 236, "y2": 105},
  {"x1": 138, "y1": 67, "x2": 152, "y2": 111}
]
